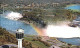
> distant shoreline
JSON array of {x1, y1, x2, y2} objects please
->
[
  {"x1": 66, "y1": 4, "x2": 80, "y2": 7},
  {"x1": 65, "y1": 4, "x2": 80, "y2": 12}
]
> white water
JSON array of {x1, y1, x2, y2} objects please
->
[
  {"x1": 5, "y1": 11, "x2": 23, "y2": 20},
  {"x1": 3, "y1": 11, "x2": 80, "y2": 38},
  {"x1": 45, "y1": 23, "x2": 80, "y2": 38}
]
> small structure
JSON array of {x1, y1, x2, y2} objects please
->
[{"x1": 16, "y1": 29, "x2": 24, "y2": 48}]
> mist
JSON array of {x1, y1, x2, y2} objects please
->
[
  {"x1": 43, "y1": 21, "x2": 80, "y2": 38},
  {"x1": 4, "y1": 11, "x2": 23, "y2": 20}
]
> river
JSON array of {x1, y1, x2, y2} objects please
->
[
  {"x1": 1, "y1": 14, "x2": 80, "y2": 46},
  {"x1": 65, "y1": 4, "x2": 80, "y2": 12},
  {"x1": 0, "y1": 15, "x2": 37, "y2": 35},
  {"x1": 58, "y1": 4, "x2": 80, "y2": 46},
  {"x1": 1, "y1": 4, "x2": 80, "y2": 46}
]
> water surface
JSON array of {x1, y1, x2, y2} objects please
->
[
  {"x1": 0, "y1": 15, "x2": 37, "y2": 35},
  {"x1": 65, "y1": 4, "x2": 80, "y2": 12}
]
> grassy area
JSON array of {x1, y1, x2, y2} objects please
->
[
  {"x1": 24, "y1": 37, "x2": 49, "y2": 48},
  {"x1": 71, "y1": 10, "x2": 80, "y2": 12}
]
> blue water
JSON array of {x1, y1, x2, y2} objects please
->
[
  {"x1": 1, "y1": 9, "x2": 80, "y2": 46},
  {"x1": 55, "y1": 5, "x2": 80, "y2": 46},
  {"x1": 58, "y1": 38, "x2": 80, "y2": 46},
  {"x1": 0, "y1": 15, "x2": 37, "y2": 35},
  {"x1": 1, "y1": 16, "x2": 80, "y2": 46},
  {"x1": 65, "y1": 4, "x2": 80, "y2": 11}
]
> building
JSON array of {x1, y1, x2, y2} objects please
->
[{"x1": 52, "y1": 3, "x2": 59, "y2": 7}]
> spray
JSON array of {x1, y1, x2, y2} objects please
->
[
  {"x1": 5, "y1": 11, "x2": 23, "y2": 20},
  {"x1": 42, "y1": 21, "x2": 80, "y2": 38}
]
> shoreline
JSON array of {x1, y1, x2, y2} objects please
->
[
  {"x1": 66, "y1": 4, "x2": 80, "y2": 7},
  {"x1": 65, "y1": 4, "x2": 80, "y2": 12}
]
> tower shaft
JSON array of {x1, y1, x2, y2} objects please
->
[{"x1": 18, "y1": 39, "x2": 22, "y2": 48}]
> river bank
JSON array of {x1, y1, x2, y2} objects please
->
[
  {"x1": 25, "y1": 35, "x2": 80, "y2": 48},
  {"x1": 65, "y1": 4, "x2": 80, "y2": 12},
  {"x1": 66, "y1": 4, "x2": 80, "y2": 7},
  {"x1": 21, "y1": 19, "x2": 80, "y2": 48}
]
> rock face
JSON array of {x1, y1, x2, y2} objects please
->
[{"x1": 0, "y1": 27, "x2": 17, "y2": 45}]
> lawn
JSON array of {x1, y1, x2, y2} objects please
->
[{"x1": 24, "y1": 37, "x2": 48, "y2": 48}]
